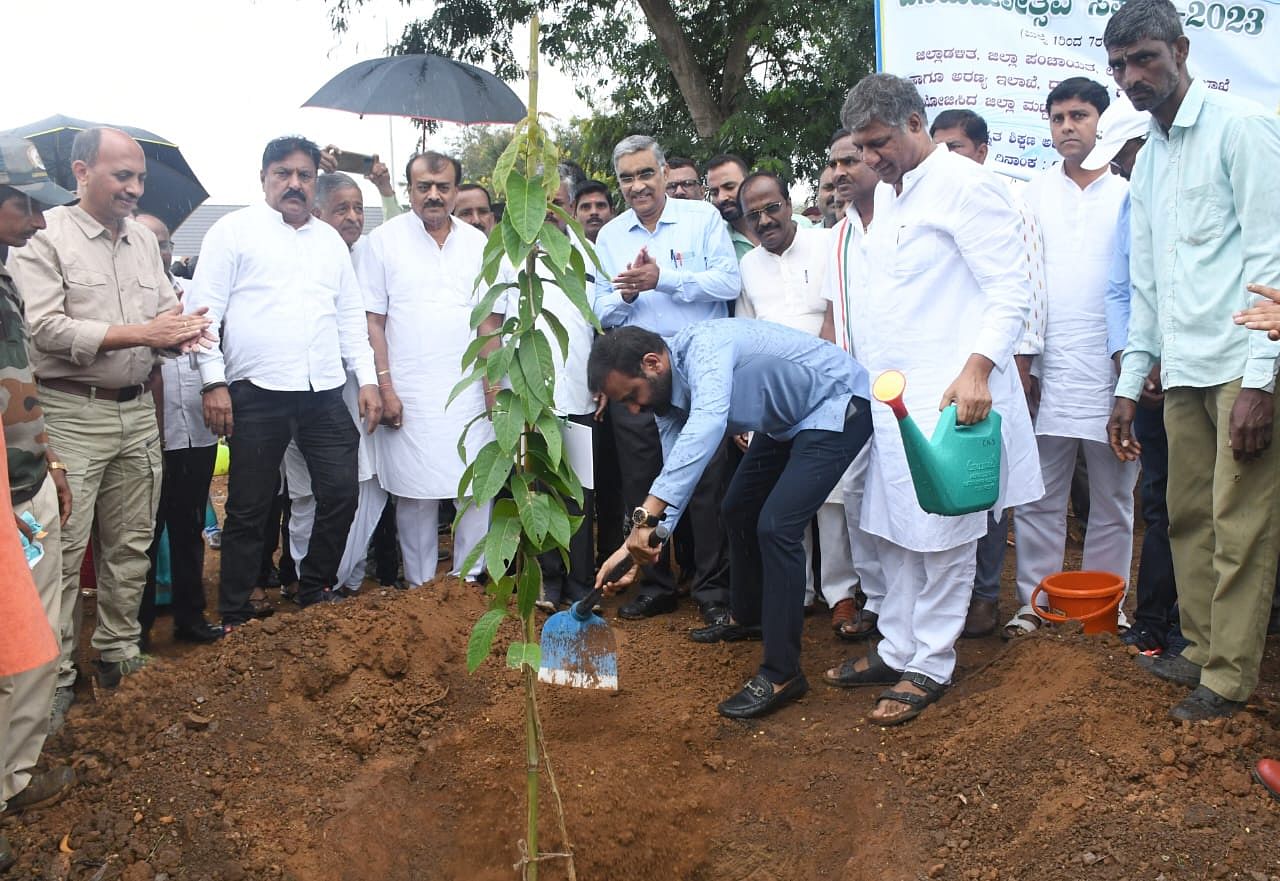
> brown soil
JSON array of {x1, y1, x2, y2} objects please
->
[{"x1": 6, "y1": 495, "x2": 1280, "y2": 880}]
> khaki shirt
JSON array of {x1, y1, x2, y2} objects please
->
[{"x1": 8, "y1": 205, "x2": 175, "y2": 387}]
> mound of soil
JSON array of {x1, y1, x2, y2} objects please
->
[{"x1": 6, "y1": 579, "x2": 1280, "y2": 880}]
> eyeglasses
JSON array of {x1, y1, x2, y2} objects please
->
[
  {"x1": 744, "y1": 201, "x2": 787, "y2": 224},
  {"x1": 665, "y1": 179, "x2": 702, "y2": 193},
  {"x1": 1108, "y1": 159, "x2": 1125, "y2": 175},
  {"x1": 618, "y1": 168, "x2": 658, "y2": 186}
]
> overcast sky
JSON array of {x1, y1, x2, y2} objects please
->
[{"x1": 2, "y1": 0, "x2": 590, "y2": 208}]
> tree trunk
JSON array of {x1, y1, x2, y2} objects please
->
[
  {"x1": 635, "y1": 0, "x2": 727, "y2": 139},
  {"x1": 720, "y1": 1, "x2": 770, "y2": 117}
]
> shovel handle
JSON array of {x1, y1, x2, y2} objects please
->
[{"x1": 594, "y1": 524, "x2": 673, "y2": 608}]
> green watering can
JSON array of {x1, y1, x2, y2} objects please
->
[{"x1": 872, "y1": 370, "x2": 1002, "y2": 516}]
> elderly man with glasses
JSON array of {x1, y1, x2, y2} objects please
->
[{"x1": 591, "y1": 135, "x2": 739, "y2": 624}]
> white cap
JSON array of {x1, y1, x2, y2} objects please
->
[{"x1": 1081, "y1": 94, "x2": 1151, "y2": 171}]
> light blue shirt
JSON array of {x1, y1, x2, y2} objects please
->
[
  {"x1": 592, "y1": 196, "x2": 740, "y2": 336},
  {"x1": 650, "y1": 319, "x2": 869, "y2": 529},
  {"x1": 1117, "y1": 79, "x2": 1280, "y2": 401},
  {"x1": 1104, "y1": 193, "x2": 1131, "y2": 359}
]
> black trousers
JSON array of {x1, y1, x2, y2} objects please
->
[
  {"x1": 372, "y1": 496, "x2": 401, "y2": 585},
  {"x1": 722, "y1": 398, "x2": 873, "y2": 684},
  {"x1": 592, "y1": 406, "x2": 625, "y2": 567},
  {"x1": 259, "y1": 478, "x2": 295, "y2": 585},
  {"x1": 1133, "y1": 402, "x2": 1180, "y2": 639},
  {"x1": 539, "y1": 413, "x2": 596, "y2": 603},
  {"x1": 219, "y1": 382, "x2": 358, "y2": 623},
  {"x1": 142, "y1": 444, "x2": 218, "y2": 632},
  {"x1": 609, "y1": 400, "x2": 730, "y2": 608}
]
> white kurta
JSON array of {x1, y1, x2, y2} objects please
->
[
  {"x1": 848, "y1": 147, "x2": 1043, "y2": 553},
  {"x1": 737, "y1": 226, "x2": 833, "y2": 334},
  {"x1": 356, "y1": 213, "x2": 493, "y2": 499},
  {"x1": 1022, "y1": 166, "x2": 1129, "y2": 440},
  {"x1": 496, "y1": 236, "x2": 596, "y2": 417}
]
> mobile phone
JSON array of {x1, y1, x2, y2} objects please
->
[{"x1": 333, "y1": 150, "x2": 374, "y2": 176}]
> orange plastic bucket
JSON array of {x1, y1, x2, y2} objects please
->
[{"x1": 1030, "y1": 571, "x2": 1125, "y2": 635}]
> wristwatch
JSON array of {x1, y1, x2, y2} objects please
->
[{"x1": 631, "y1": 507, "x2": 664, "y2": 529}]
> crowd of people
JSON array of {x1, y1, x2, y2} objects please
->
[{"x1": 4, "y1": 0, "x2": 1280, "y2": 866}]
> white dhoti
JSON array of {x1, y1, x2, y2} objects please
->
[
  {"x1": 398, "y1": 497, "x2": 491, "y2": 585},
  {"x1": 355, "y1": 213, "x2": 495, "y2": 588},
  {"x1": 874, "y1": 538, "x2": 977, "y2": 684}
]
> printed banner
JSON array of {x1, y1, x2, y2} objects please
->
[{"x1": 875, "y1": 0, "x2": 1280, "y2": 177}]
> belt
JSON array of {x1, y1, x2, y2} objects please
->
[{"x1": 39, "y1": 377, "x2": 147, "y2": 402}]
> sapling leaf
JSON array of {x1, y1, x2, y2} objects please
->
[
  {"x1": 491, "y1": 125, "x2": 527, "y2": 196},
  {"x1": 506, "y1": 641, "x2": 542, "y2": 671},
  {"x1": 516, "y1": 554, "x2": 542, "y2": 620},
  {"x1": 506, "y1": 172, "x2": 547, "y2": 244},
  {"x1": 471, "y1": 441, "x2": 513, "y2": 504},
  {"x1": 539, "y1": 221, "x2": 571, "y2": 272},
  {"x1": 484, "y1": 499, "x2": 522, "y2": 582},
  {"x1": 467, "y1": 608, "x2": 506, "y2": 673}
]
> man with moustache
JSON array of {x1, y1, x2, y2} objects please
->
[
  {"x1": 1104, "y1": 0, "x2": 1280, "y2": 720},
  {"x1": 10, "y1": 127, "x2": 210, "y2": 691},
  {"x1": 188, "y1": 136, "x2": 380, "y2": 627},
  {"x1": 817, "y1": 165, "x2": 838, "y2": 227},
  {"x1": 572, "y1": 180, "x2": 614, "y2": 244},
  {"x1": 818, "y1": 127, "x2": 886, "y2": 642},
  {"x1": 453, "y1": 183, "x2": 495, "y2": 234},
  {"x1": 592, "y1": 135, "x2": 738, "y2": 622},
  {"x1": 735, "y1": 173, "x2": 865, "y2": 641},
  {"x1": 707, "y1": 154, "x2": 817, "y2": 262},
  {"x1": 357, "y1": 152, "x2": 492, "y2": 586},
  {"x1": 282, "y1": 172, "x2": 389, "y2": 597},
  {"x1": 664, "y1": 157, "x2": 705, "y2": 202}
]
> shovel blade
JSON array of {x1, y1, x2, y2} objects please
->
[{"x1": 538, "y1": 607, "x2": 618, "y2": 690}]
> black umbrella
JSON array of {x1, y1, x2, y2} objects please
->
[
  {"x1": 3, "y1": 114, "x2": 209, "y2": 231},
  {"x1": 303, "y1": 54, "x2": 526, "y2": 125}
]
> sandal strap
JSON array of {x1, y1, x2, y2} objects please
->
[
  {"x1": 900, "y1": 671, "x2": 946, "y2": 696},
  {"x1": 878, "y1": 688, "x2": 929, "y2": 708}
]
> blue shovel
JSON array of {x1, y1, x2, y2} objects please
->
[{"x1": 538, "y1": 526, "x2": 667, "y2": 691}]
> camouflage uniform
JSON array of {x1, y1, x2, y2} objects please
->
[{"x1": 0, "y1": 262, "x2": 49, "y2": 503}]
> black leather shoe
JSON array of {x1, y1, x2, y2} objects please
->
[
  {"x1": 717, "y1": 673, "x2": 809, "y2": 719},
  {"x1": 1136, "y1": 652, "x2": 1201, "y2": 688},
  {"x1": 699, "y1": 602, "x2": 731, "y2": 625},
  {"x1": 618, "y1": 593, "x2": 677, "y2": 620},
  {"x1": 689, "y1": 621, "x2": 763, "y2": 643},
  {"x1": 1170, "y1": 684, "x2": 1245, "y2": 722},
  {"x1": 174, "y1": 620, "x2": 226, "y2": 644}
]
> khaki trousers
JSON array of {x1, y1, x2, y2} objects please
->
[
  {"x1": 1164, "y1": 380, "x2": 1280, "y2": 701},
  {"x1": 40, "y1": 386, "x2": 162, "y2": 682},
  {"x1": 0, "y1": 478, "x2": 62, "y2": 809}
]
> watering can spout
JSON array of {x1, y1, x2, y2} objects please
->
[{"x1": 871, "y1": 370, "x2": 1003, "y2": 517}]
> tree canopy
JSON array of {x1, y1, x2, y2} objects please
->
[{"x1": 328, "y1": 0, "x2": 876, "y2": 187}]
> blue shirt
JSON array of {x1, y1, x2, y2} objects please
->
[
  {"x1": 1104, "y1": 193, "x2": 1131, "y2": 359},
  {"x1": 650, "y1": 319, "x2": 869, "y2": 528},
  {"x1": 1117, "y1": 78, "x2": 1280, "y2": 400},
  {"x1": 592, "y1": 196, "x2": 740, "y2": 336}
]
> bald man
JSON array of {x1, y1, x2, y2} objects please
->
[{"x1": 9, "y1": 127, "x2": 211, "y2": 703}]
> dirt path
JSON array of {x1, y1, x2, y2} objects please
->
[{"x1": 7, "y1": 484, "x2": 1280, "y2": 880}]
